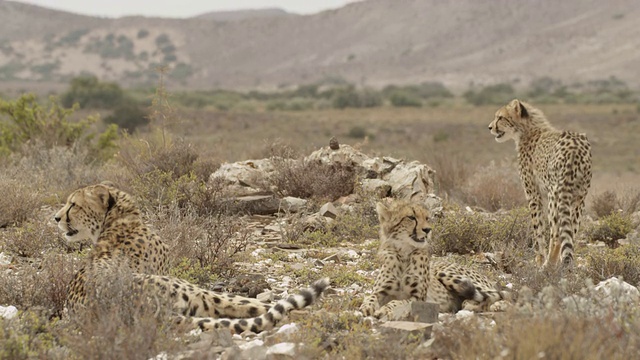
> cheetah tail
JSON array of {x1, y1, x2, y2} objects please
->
[{"x1": 191, "y1": 277, "x2": 330, "y2": 334}]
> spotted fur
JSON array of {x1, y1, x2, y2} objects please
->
[
  {"x1": 488, "y1": 99, "x2": 592, "y2": 267},
  {"x1": 359, "y1": 199, "x2": 508, "y2": 318},
  {"x1": 55, "y1": 183, "x2": 328, "y2": 334}
]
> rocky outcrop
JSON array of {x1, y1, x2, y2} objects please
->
[{"x1": 210, "y1": 142, "x2": 438, "y2": 215}]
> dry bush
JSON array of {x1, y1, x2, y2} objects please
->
[
  {"x1": 591, "y1": 188, "x2": 640, "y2": 219},
  {"x1": 428, "y1": 151, "x2": 471, "y2": 198},
  {"x1": 118, "y1": 132, "x2": 200, "y2": 180},
  {"x1": 1, "y1": 216, "x2": 63, "y2": 258},
  {"x1": 152, "y1": 207, "x2": 252, "y2": 285},
  {"x1": 0, "y1": 176, "x2": 40, "y2": 228},
  {"x1": 461, "y1": 161, "x2": 526, "y2": 211},
  {"x1": 429, "y1": 311, "x2": 640, "y2": 359},
  {"x1": 591, "y1": 190, "x2": 618, "y2": 218},
  {"x1": 431, "y1": 207, "x2": 533, "y2": 258},
  {"x1": 585, "y1": 245, "x2": 640, "y2": 286},
  {"x1": 62, "y1": 265, "x2": 182, "y2": 359},
  {"x1": 584, "y1": 212, "x2": 633, "y2": 247},
  {"x1": 14, "y1": 144, "x2": 105, "y2": 191},
  {"x1": 0, "y1": 253, "x2": 77, "y2": 317},
  {"x1": 268, "y1": 159, "x2": 356, "y2": 202}
]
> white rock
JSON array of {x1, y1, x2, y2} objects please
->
[
  {"x1": 594, "y1": 277, "x2": 640, "y2": 302},
  {"x1": 455, "y1": 310, "x2": 474, "y2": 319},
  {"x1": 239, "y1": 339, "x2": 264, "y2": 350},
  {"x1": 345, "y1": 249, "x2": 359, "y2": 259},
  {"x1": 280, "y1": 197, "x2": 308, "y2": 213},
  {"x1": 0, "y1": 305, "x2": 18, "y2": 320},
  {"x1": 276, "y1": 323, "x2": 299, "y2": 335},
  {"x1": 266, "y1": 342, "x2": 297, "y2": 356},
  {"x1": 0, "y1": 252, "x2": 11, "y2": 266}
]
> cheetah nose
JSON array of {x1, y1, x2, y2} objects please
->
[
  {"x1": 488, "y1": 125, "x2": 492, "y2": 130},
  {"x1": 54, "y1": 216, "x2": 61, "y2": 222},
  {"x1": 423, "y1": 227, "x2": 431, "y2": 235}
]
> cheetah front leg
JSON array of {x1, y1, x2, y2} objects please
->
[
  {"x1": 373, "y1": 251, "x2": 429, "y2": 319},
  {"x1": 360, "y1": 250, "x2": 403, "y2": 316}
]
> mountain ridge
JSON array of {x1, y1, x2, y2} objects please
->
[{"x1": 1, "y1": 0, "x2": 639, "y2": 90}]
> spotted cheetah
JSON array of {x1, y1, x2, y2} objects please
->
[
  {"x1": 54, "y1": 183, "x2": 328, "y2": 334},
  {"x1": 359, "y1": 199, "x2": 509, "y2": 318},
  {"x1": 489, "y1": 99, "x2": 592, "y2": 267}
]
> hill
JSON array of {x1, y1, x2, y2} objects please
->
[{"x1": 1, "y1": 0, "x2": 639, "y2": 90}]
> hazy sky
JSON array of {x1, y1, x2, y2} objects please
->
[{"x1": 15, "y1": 0, "x2": 359, "y2": 17}]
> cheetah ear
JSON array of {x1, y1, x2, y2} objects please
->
[
  {"x1": 376, "y1": 202, "x2": 391, "y2": 222},
  {"x1": 509, "y1": 99, "x2": 529, "y2": 118},
  {"x1": 94, "y1": 185, "x2": 116, "y2": 211}
]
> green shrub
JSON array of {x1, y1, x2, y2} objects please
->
[
  {"x1": 61, "y1": 75, "x2": 125, "y2": 109},
  {"x1": 431, "y1": 207, "x2": 533, "y2": 258},
  {"x1": 347, "y1": 125, "x2": 367, "y2": 139},
  {"x1": 332, "y1": 87, "x2": 382, "y2": 109},
  {"x1": 389, "y1": 90, "x2": 422, "y2": 107},
  {"x1": 104, "y1": 101, "x2": 149, "y2": 132},
  {"x1": 584, "y1": 212, "x2": 633, "y2": 247},
  {"x1": 0, "y1": 94, "x2": 112, "y2": 157},
  {"x1": 464, "y1": 83, "x2": 516, "y2": 106}
]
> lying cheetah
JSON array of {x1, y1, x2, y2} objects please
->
[
  {"x1": 54, "y1": 182, "x2": 328, "y2": 333},
  {"x1": 359, "y1": 199, "x2": 508, "y2": 318},
  {"x1": 489, "y1": 99, "x2": 592, "y2": 267}
]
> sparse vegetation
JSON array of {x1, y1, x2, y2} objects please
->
[{"x1": 1, "y1": 68, "x2": 639, "y2": 358}]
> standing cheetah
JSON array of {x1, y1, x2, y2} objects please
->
[
  {"x1": 359, "y1": 199, "x2": 508, "y2": 318},
  {"x1": 54, "y1": 183, "x2": 329, "y2": 334},
  {"x1": 488, "y1": 99, "x2": 592, "y2": 267}
]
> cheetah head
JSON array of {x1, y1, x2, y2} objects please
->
[
  {"x1": 488, "y1": 99, "x2": 528, "y2": 143},
  {"x1": 376, "y1": 199, "x2": 433, "y2": 252},
  {"x1": 54, "y1": 183, "x2": 117, "y2": 243}
]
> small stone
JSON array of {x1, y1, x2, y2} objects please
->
[
  {"x1": 257, "y1": 290, "x2": 273, "y2": 302},
  {"x1": 319, "y1": 202, "x2": 338, "y2": 219},
  {"x1": 379, "y1": 321, "x2": 433, "y2": 340},
  {"x1": 0, "y1": 305, "x2": 18, "y2": 320},
  {"x1": 329, "y1": 136, "x2": 340, "y2": 150},
  {"x1": 266, "y1": 342, "x2": 297, "y2": 357},
  {"x1": 389, "y1": 301, "x2": 438, "y2": 323},
  {"x1": 322, "y1": 253, "x2": 340, "y2": 262},
  {"x1": 276, "y1": 323, "x2": 299, "y2": 335}
]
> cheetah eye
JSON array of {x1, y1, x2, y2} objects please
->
[{"x1": 407, "y1": 215, "x2": 416, "y2": 221}]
